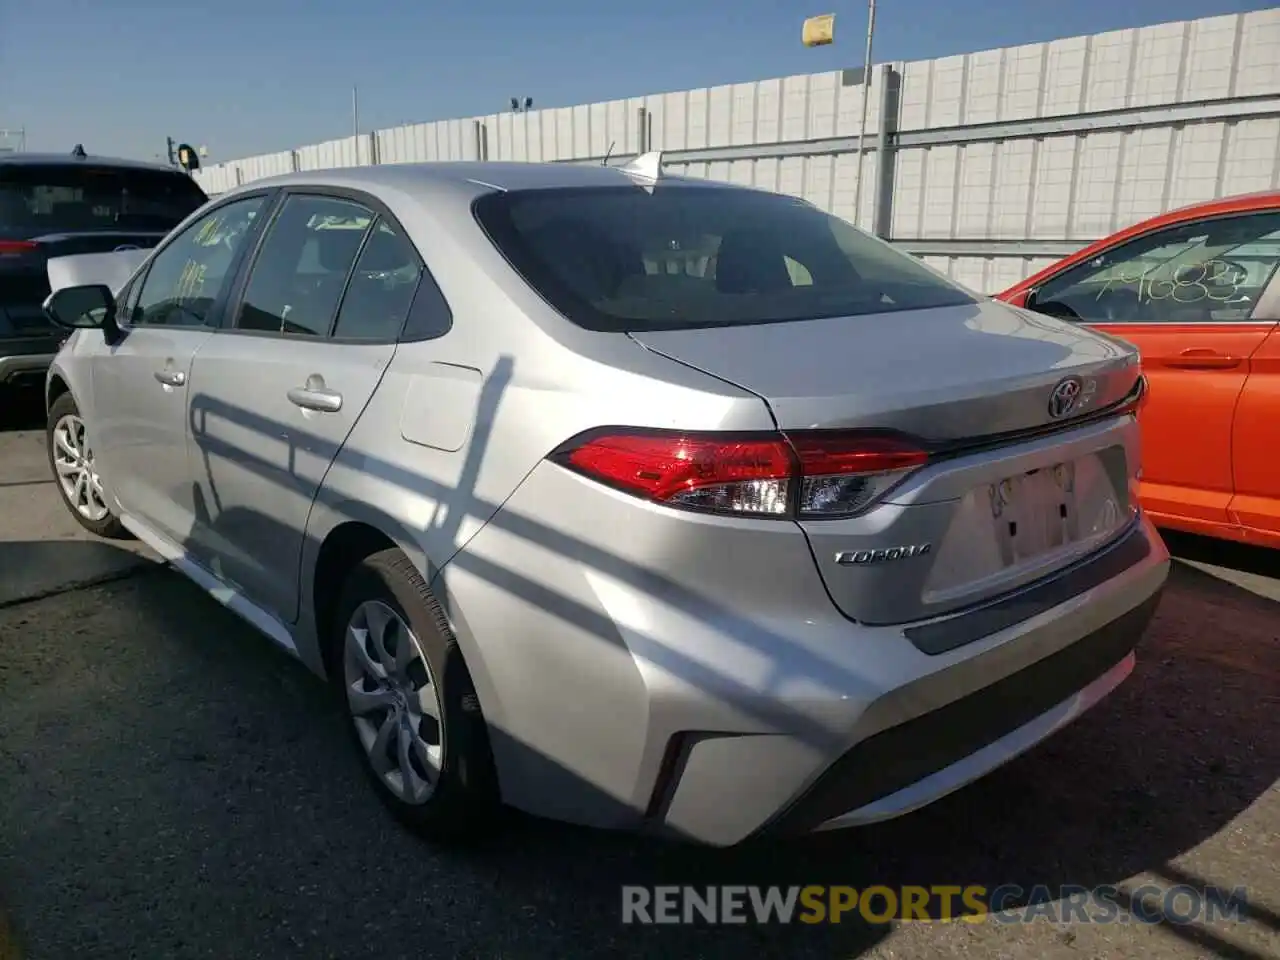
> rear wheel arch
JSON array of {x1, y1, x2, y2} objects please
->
[
  {"x1": 310, "y1": 516, "x2": 455, "y2": 665},
  {"x1": 330, "y1": 545, "x2": 502, "y2": 838},
  {"x1": 312, "y1": 521, "x2": 401, "y2": 679},
  {"x1": 307, "y1": 509, "x2": 504, "y2": 732}
]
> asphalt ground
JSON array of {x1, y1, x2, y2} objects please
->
[{"x1": 0, "y1": 383, "x2": 1276, "y2": 960}]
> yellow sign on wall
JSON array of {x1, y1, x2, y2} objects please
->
[{"x1": 802, "y1": 14, "x2": 835, "y2": 47}]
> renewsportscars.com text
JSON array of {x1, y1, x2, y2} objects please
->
[{"x1": 621, "y1": 884, "x2": 1250, "y2": 925}]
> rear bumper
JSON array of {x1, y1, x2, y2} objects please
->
[
  {"x1": 443, "y1": 452, "x2": 1171, "y2": 847},
  {"x1": 760, "y1": 593, "x2": 1155, "y2": 837},
  {"x1": 0, "y1": 336, "x2": 60, "y2": 385},
  {"x1": 665, "y1": 521, "x2": 1167, "y2": 846}
]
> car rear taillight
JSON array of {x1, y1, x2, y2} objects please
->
[
  {"x1": 789, "y1": 432, "x2": 929, "y2": 517},
  {"x1": 549, "y1": 429, "x2": 930, "y2": 519},
  {"x1": 0, "y1": 240, "x2": 38, "y2": 256}
]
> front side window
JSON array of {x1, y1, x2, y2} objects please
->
[
  {"x1": 1031, "y1": 211, "x2": 1280, "y2": 324},
  {"x1": 0, "y1": 163, "x2": 207, "y2": 236},
  {"x1": 131, "y1": 195, "x2": 266, "y2": 328},
  {"x1": 236, "y1": 195, "x2": 373, "y2": 337},
  {"x1": 117, "y1": 274, "x2": 144, "y2": 324},
  {"x1": 473, "y1": 186, "x2": 975, "y2": 332}
]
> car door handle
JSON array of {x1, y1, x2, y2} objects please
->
[
  {"x1": 1165, "y1": 349, "x2": 1241, "y2": 370},
  {"x1": 287, "y1": 386, "x2": 343, "y2": 413},
  {"x1": 154, "y1": 369, "x2": 186, "y2": 387}
]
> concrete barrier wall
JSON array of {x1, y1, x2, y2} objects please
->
[{"x1": 195, "y1": 9, "x2": 1280, "y2": 292}]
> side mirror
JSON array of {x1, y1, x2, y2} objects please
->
[
  {"x1": 43, "y1": 284, "x2": 117, "y2": 332},
  {"x1": 1023, "y1": 287, "x2": 1039, "y2": 310}
]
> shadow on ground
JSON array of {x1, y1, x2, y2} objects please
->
[
  {"x1": 0, "y1": 386, "x2": 44, "y2": 434},
  {"x1": 0, "y1": 537, "x2": 1275, "y2": 959},
  {"x1": 1164, "y1": 530, "x2": 1280, "y2": 582}
]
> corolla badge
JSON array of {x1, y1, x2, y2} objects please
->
[
  {"x1": 835, "y1": 543, "x2": 932, "y2": 566},
  {"x1": 1047, "y1": 376, "x2": 1083, "y2": 419}
]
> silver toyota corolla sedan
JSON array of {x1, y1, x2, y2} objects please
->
[{"x1": 41, "y1": 157, "x2": 1169, "y2": 847}]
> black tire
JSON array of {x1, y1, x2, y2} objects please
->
[
  {"x1": 331, "y1": 548, "x2": 500, "y2": 842},
  {"x1": 46, "y1": 391, "x2": 129, "y2": 540}
]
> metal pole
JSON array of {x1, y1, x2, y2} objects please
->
[
  {"x1": 872, "y1": 63, "x2": 897, "y2": 238},
  {"x1": 851, "y1": 0, "x2": 876, "y2": 228},
  {"x1": 352, "y1": 86, "x2": 360, "y2": 161}
]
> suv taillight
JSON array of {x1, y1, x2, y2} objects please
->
[
  {"x1": 0, "y1": 240, "x2": 38, "y2": 256},
  {"x1": 549, "y1": 429, "x2": 929, "y2": 519}
]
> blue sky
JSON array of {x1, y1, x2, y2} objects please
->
[{"x1": 1, "y1": 0, "x2": 1272, "y2": 163}]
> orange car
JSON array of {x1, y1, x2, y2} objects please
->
[{"x1": 997, "y1": 191, "x2": 1280, "y2": 550}]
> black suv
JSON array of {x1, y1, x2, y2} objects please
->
[{"x1": 1, "y1": 150, "x2": 208, "y2": 388}]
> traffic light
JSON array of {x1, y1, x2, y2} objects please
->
[{"x1": 176, "y1": 143, "x2": 200, "y2": 171}]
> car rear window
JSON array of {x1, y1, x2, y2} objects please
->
[
  {"x1": 0, "y1": 164, "x2": 208, "y2": 236},
  {"x1": 472, "y1": 185, "x2": 976, "y2": 332}
]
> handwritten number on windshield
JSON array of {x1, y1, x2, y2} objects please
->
[{"x1": 1097, "y1": 259, "x2": 1248, "y2": 305}]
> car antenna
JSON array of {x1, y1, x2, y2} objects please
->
[
  {"x1": 602, "y1": 141, "x2": 615, "y2": 166},
  {"x1": 71, "y1": 144, "x2": 87, "y2": 159},
  {"x1": 618, "y1": 150, "x2": 664, "y2": 193}
]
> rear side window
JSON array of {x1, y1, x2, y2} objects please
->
[
  {"x1": 472, "y1": 186, "x2": 975, "y2": 332},
  {"x1": 331, "y1": 218, "x2": 424, "y2": 341},
  {"x1": 0, "y1": 164, "x2": 208, "y2": 236}
]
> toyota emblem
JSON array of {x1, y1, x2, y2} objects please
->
[{"x1": 1048, "y1": 376, "x2": 1083, "y2": 419}]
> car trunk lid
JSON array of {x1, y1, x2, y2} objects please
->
[{"x1": 628, "y1": 299, "x2": 1140, "y2": 439}]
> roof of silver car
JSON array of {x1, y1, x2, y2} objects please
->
[{"x1": 245, "y1": 159, "x2": 737, "y2": 197}]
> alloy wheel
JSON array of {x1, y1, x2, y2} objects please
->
[
  {"x1": 343, "y1": 599, "x2": 445, "y2": 805},
  {"x1": 52, "y1": 414, "x2": 110, "y2": 523}
]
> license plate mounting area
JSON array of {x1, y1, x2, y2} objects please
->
[{"x1": 988, "y1": 461, "x2": 1080, "y2": 564}]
